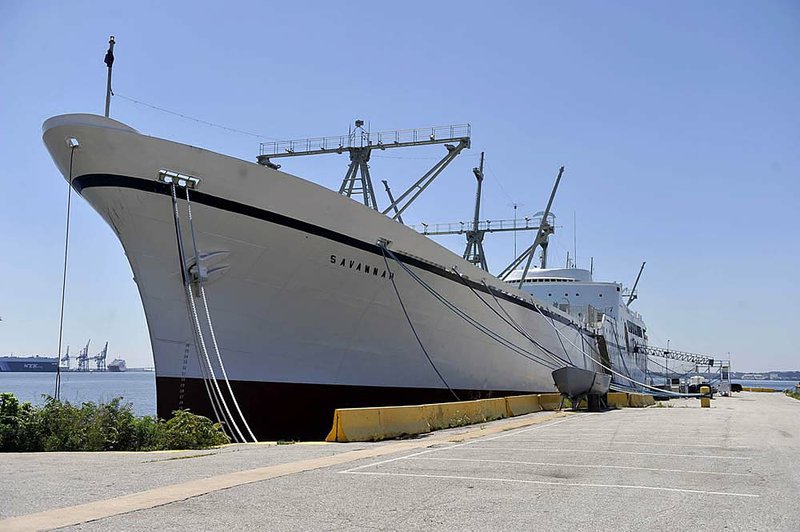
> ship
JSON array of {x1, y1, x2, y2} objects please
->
[
  {"x1": 0, "y1": 355, "x2": 58, "y2": 372},
  {"x1": 43, "y1": 114, "x2": 650, "y2": 440},
  {"x1": 107, "y1": 358, "x2": 127, "y2": 372}
]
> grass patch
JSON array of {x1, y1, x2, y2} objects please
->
[
  {"x1": 0, "y1": 392, "x2": 229, "y2": 452},
  {"x1": 785, "y1": 390, "x2": 800, "y2": 401}
]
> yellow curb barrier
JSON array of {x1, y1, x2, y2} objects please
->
[
  {"x1": 327, "y1": 394, "x2": 545, "y2": 443},
  {"x1": 607, "y1": 392, "x2": 629, "y2": 408},
  {"x1": 741, "y1": 387, "x2": 778, "y2": 393},
  {"x1": 505, "y1": 394, "x2": 542, "y2": 416},
  {"x1": 538, "y1": 393, "x2": 563, "y2": 411},
  {"x1": 326, "y1": 390, "x2": 658, "y2": 443},
  {"x1": 627, "y1": 393, "x2": 656, "y2": 407}
]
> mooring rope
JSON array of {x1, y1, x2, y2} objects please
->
[
  {"x1": 528, "y1": 297, "x2": 698, "y2": 397},
  {"x1": 451, "y1": 267, "x2": 574, "y2": 369},
  {"x1": 607, "y1": 315, "x2": 635, "y2": 384},
  {"x1": 380, "y1": 244, "x2": 561, "y2": 372},
  {"x1": 379, "y1": 245, "x2": 460, "y2": 401},
  {"x1": 170, "y1": 181, "x2": 243, "y2": 441},
  {"x1": 185, "y1": 187, "x2": 257, "y2": 442}
]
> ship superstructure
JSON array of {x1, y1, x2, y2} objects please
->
[
  {"x1": 107, "y1": 358, "x2": 127, "y2": 372},
  {"x1": 506, "y1": 267, "x2": 649, "y2": 388},
  {"x1": 43, "y1": 114, "x2": 647, "y2": 440}
]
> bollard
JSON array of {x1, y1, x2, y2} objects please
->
[{"x1": 700, "y1": 385, "x2": 711, "y2": 408}]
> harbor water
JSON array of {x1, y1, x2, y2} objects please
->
[
  {"x1": 0, "y1": 372, "x2": 156, "y2": 417},
  {"x1": 732, "y1": 379, "x2": 798, "y2": 391},
  {"x1": 1, "y1": 374, "x2": 796, "y2": 420}
]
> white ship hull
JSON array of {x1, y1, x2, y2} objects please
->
[{"x1": 43, "y1": 114, "x2": 629, "y2": 439}]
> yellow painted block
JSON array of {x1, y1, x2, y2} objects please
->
[
  {"x1": 378, "y1": 406, "x2": 432, "y2": 437},
  {"x1": 607, "y1": 392, "x2": 628, "y2": 408},
  {"x1": 325, "y1": 411, "x2": 341, "y2": 442},
  {"x1": 505, "y1": 394, "x2": 542, "y2": 416},
  {"x1": 324, "y1": 405, "x2": 430, "y2": 442},
  {"x1": 627, "y1": 393, "x2": 655, "y2": 407},
  {"x1": 538, "y1": 393, "x2": 563, "y2": 411},
  {"x1": 434, "y1": 400, "x2": 481, "y2": 429},
  {"x1": 479, "y1": 397, "x2": 509, "y2": 422},
  {"x1": 327, "y1": 394, "x2": 540, "y2": 443}
]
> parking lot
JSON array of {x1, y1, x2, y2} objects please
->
[{"x1": 3, "y1": 393, "x2": 799, "y2": 531}]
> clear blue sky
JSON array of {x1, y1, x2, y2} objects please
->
[{"x1": 1, "y1": 1, "x2": 797, "y2": 371}]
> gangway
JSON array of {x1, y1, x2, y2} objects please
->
[
  {"x1": 634, "y1": 344, "x2": 714, "y2": 366},
  {"x1": 638, "y1": 344, "x2": 733, "y2": 397}
]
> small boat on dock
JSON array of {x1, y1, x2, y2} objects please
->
[{"x1": 552, "y1": 366, "x2": 612, "y2": 410}]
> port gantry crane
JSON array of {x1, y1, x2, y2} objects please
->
[
  {"x1": 92, "y1": 342, "x2": 108, "y2": 371},
  {"x1": 75, "y1": 340, "x2": 91, "y2": 372},
  {"x1": 60, "y1": 345, "x2": 70, "y2": 370}
]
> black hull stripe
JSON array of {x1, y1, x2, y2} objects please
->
[
  {"x1": 157, "y1": 376, "x2": 541, "y2": 441},
  {"x1": 73, "y1": 173, "x2": 575, "y2": 328}
]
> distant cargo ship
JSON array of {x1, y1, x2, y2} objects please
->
[
  {"x1": 0, "y1": 355, "x2": 58, "y2": 372},
  {"x1": 107, "y1": 358, "x2": 127, "y2": 372}
]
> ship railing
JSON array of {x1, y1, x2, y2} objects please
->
[
  {"x1": 408, "y1": 217, "x2": 540, "y2": 235},
  {"x1": 259, "y1": 124, "x2": 472, "y2": 157}
]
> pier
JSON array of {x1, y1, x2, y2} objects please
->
[{"x1": 2, "y1": 391, "x2": 798, "y2": 531}]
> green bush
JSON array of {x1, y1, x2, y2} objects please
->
[
  {"x1": 161, "y1": 409, "x2": 230, "y2": 449},
  {"x1": 0, "y1": 392, "x2": 229, "y2": 452}
]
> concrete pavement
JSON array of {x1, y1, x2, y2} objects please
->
[{"x1": 2, "y1": 392, "x2": 798, "y2": 531}]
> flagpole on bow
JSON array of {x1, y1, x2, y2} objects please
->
[{"x1": 104, "y1": 35, "x2": 115, "y2": 117}]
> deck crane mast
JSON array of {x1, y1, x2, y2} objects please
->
[
  {"x1": 257, "y1": 122, "x2": 471, "y2": 217},
  {"x1": 408, "y1": 165, "x2": 564, "y2": 277}
]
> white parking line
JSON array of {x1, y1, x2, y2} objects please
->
[
  {"x1": 342, "y1": 471, "x2": 759, "y2": 498},
  {"x1": 489, "y1": 439, "x2": 750, "y2": 450},
  {"x1": 407, "y1": 457, "x2": 753, "y2": 476},
  {"x1": 341, "y1": 417, "x2": 578, "y2": 474},
  {"x1": 454, "y1": 447, "x2": 752, "y2": 460}
]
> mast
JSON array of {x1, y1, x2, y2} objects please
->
[
  {"x1": 497, "y1": 166, "x2": 564, "y2": 286},
  {"x1": 463, "y1": 152, "x2": 488, "y2": 270},
  {"x1": 627, "y1": 261, "x2": 646, "y2": 305},
  {"x1": 104, "y1": 36, "x2": 115, "y2": 117}
]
